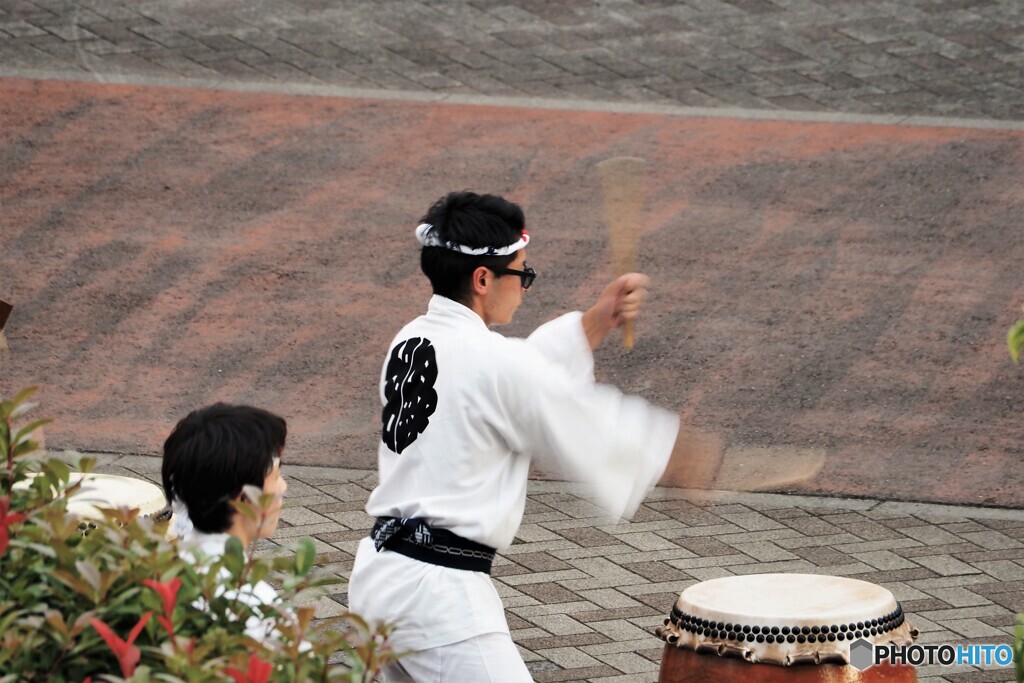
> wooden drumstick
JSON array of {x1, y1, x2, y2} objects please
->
[{"x1": 597, "y1": 157, "x2": 646, "y2": 349}]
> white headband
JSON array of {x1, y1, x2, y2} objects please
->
[{"x1": 415, "y1": 223, "x2": 530, "y2": 256}]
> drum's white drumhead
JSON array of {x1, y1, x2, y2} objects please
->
[
  {"x1": 657, "y1": 573, "x2": 917, "y2": 667},
  {"x1": 66, "y1": 473, "x2": 167, "y2": 518},
  {"x1": 682, "y1": 573, "x2": 895, "y2": 626}
]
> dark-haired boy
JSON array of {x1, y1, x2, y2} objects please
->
[
  {"x1": 162, "y1": 403, "x2": 289, "y2": 640},
  {"x1": 349, "y1": 191, "x2": 703, "y2": 681}
]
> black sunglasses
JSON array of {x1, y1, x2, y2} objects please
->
[{"x1": 488, "y1": 264, "x2": 537, "y2": 290}]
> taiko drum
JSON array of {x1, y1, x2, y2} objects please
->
[{"x1": 656, "y1": 574, "x2": 918, "y2": 682}]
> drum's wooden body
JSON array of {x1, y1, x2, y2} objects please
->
[{"x1": 659, "y1": 645, "x2": 917, "y2": 682}]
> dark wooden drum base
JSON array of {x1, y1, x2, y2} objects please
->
[{"x1": 659, "y1": 645, "x2": 917, "y2": 682}]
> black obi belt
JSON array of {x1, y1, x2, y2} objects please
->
[{"x1": 371, "y1": 516, "x2": 496, "y2": 574}]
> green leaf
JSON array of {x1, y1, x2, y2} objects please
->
[
  {"x1": 250, "y1": 562, "x2": 269, "y2": 585},
  {"x1": 223, "y1": 536, "x2": 245, "y2": 578},
  {"x1": 44, "y1": 458, "x2": 71, "y2": 484},
  {"x1": 1009, "y1": 320, "x2": 1024, "y2": 364},
  {"x1": 294, "y1": 537, "x2": 315, "y2": 576},
  {"x1": 0, "y1": 607, "x2": 25, "y2": 634},
  {"x1": 1016, "y1": 617, "x2": 1024, "y2": 683},
  {"x1": 8, "y1": 386, "x2": 38, "y2": 406},
  {"x1": 9, "y1": 541, "x2": 57, "y2": 559},
  {"x1": 74, "y1": 561, "x2": 104, "y2": 598},
  {"x1": 13, "y1": 418, "x2": 52, "y2": 446},
  {"x1": 43, "y1": 609, "x2": 70, "y2": 641},
  {"x1": 9, "y1": 401, "x2": 39, "y2": 421},
  {"x1": 50, "y1": 569, "x2": 95, "y2": 600},
  {"x1": 5, "y1": 388, "x2": 38, "y2": 421},
  {"x1": 12, "y1": 439, "x2": 40, "y2": 459},
  {"x1": 70, "y1": 609, "x2": 97, "y2": 637}
]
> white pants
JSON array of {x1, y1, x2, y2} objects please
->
[{"x1": 381, "y1": 632, "x2": 533, "y2": 683}]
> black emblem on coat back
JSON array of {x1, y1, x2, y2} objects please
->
[{"x1": 382, "y1": 337, "x2": 438, "y2": 453}]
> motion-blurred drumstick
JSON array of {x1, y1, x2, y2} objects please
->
[
  {"x1": 713, "y1": 445, "x2": 826, "y2": 492},
  {"x1": 664, "y1": 430, "x2": 826, "y2": 494},
  {"x1": 597, "y1": 157, "x2": 646, "y2": 349}
]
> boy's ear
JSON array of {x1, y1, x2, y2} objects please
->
[{"x1": 471, "y1": 266, "x2": 490, "y2": 295}]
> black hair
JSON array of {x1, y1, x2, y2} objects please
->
[
  {"x1": 419, "y1": 191, "x2": 526, "y2": 305},
  {"x1": 162, "y1": 403, "x2": 287, "y2": 534}
]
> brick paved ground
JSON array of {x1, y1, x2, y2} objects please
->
[
  {"x1": 97, "y1": 454, "x2": 1024, "y2": 683},
  {"x1": 1, "y1": 0, "x2": 1023, "y2": 120}
]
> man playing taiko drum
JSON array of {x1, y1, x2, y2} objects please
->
[{"x1": 348, "y1": 191, "x2": 717, "y2": 682}]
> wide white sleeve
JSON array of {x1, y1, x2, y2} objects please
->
[
  {"x1": 501, "y1": 345, "x2": 678, "y2": 520},
  {"x1": 525, "y1": 311, "x2": 594, "y2": 383}
]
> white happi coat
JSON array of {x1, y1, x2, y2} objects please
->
[
  {"x1": 348, "y1": 295, "x2": 678, "y2": 652},
  {"x1": 179, "y1": 531, "x2": 284, "y2": 643}
]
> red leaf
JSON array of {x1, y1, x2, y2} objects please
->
[
  {"x1": 144, "y1": 577, "x2": 181, "y2": 638},
  {"x1": 0, "y1": 496, "x2": 27, "y2": 556},
  {"x1": 249, "y1": 653, "x2": 273, "y2": 683},
  {"x1": 226, "y1": 653, "x2": 273, "y2": 683},
  {"x1": 91, "y1": 612, "x2": 151, "y2": 677},
  {"x1": 90, "y1": 619, "x2": 127, "y2": 658},
  {"x1": 127, "y1": 611, "x2": 152, "y2": 645},
  {"x1": 143, "y1": 577, "x2": 181, "y2": 621},
  {"x1": 118, "y1": 646, "x2": 142, "y2": 679}
]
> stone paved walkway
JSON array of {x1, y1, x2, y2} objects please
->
[
  {"x1": 99, "y1": 454, "x2": 1024, "y2": 683},
  {"x1": 1, "y1": 0, "x2": 1023, "y2": 120}
]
